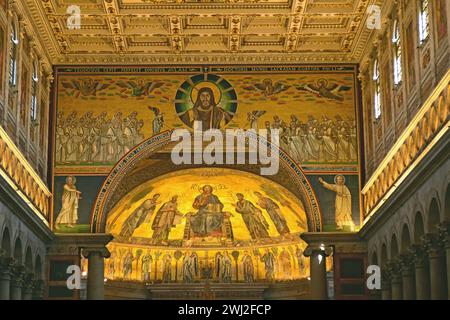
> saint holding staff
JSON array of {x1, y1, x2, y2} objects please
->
[
  {"x1": 232, "y1": 193, "x2": 269, "y2": 240},
  {"x1": 151, "y1": 195, "x2": 183, "y2": 244},
  {"x1": 119, "y1": 194, "x2": 160, "y2": 238}
]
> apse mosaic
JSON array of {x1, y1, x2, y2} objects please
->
[
  {"x1": 103, "y1": 168, "x2": 313, "y2": 282},
  {"x1": 106, "y1": 168, "x2": 307, "y2": 245},
  {"x1": 52, "y1": 65, "x2": 362, "y2": 234}
]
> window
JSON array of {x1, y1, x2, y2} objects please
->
[
  {"x1": 418, "y1": 0, "x2": 430, "y2": 43},
  {"x1": 31, "y1": 62, "x2": 38, "y2": 121},
  {"x1": 373, "y1": 59, "x2": 381, "y2": 120},
  {"x1": 9, "y1": 22, "x2": 19, "y2": 86},
  {"x1": 392, "y1": 20, "x2": 403, "y2": 86}
]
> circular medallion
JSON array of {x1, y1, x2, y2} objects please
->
[{"x1": 175, "y1": 74, "x2": 238, "y2": 129}]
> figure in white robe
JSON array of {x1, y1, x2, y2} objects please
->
[
  {"x1": 55, "y1": 176, "x2": 81, "y2": 227},
  {"x1": 319, "y1": 175, "x2": 355, "y2": 231}
]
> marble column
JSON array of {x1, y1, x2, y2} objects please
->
[
  {"x1": 82, "y1": 247, "x2": 110, "y2": 300},
  {"x1": 304, "y1": 244, "x2": 332, "y2": 300},
  {"x1": 399, "y1": 254, "x2": 416, "y2": 300},
  {"x1": 423, "y1": 234, "x2": 447, "y2": 300},
  {"x1": 381, "y1": 268, "x2": 392, "y2": 300},
  {"x1": 10, "y1": 265, "x2": 25, "y2": 300},
  {"x1": 32, "y1": 280, "x2": 44, "y2": 300},
  {"x1": 409, "y1": 245, "x2": 430, "y2": 300},
  {"x1": 0, "y1": 256, "x2": 13, "y2": 300},
  {"x1": 391, "y1": 276, "x2": 403, "y2": 300},
  {"x1": 438, "y1": 222, "x2": 450, "y2": 300},
  {"x1": 388, "y1": 262, "x2": 403, "y2": 300},
  {"x1": 369, "y1": 287, "x2": 381, "y2": 300},
  {"x1": 22, "y1": 273, "x2": 34, "y2": 300}
]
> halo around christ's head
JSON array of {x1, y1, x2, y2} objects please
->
[
  {"x1": 190, "y1": 81, "x2": 222, "y2": 105},
  {"x1": 174, "y1": 73, "x2": 238, "y2": 128}
]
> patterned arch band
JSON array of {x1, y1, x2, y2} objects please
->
[{"x1": 90, "y1": 130, "x2": 323, "y2": 233}]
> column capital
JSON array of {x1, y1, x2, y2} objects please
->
[
  {"x1": 438, "y1": 222, "x2": 450, "y2": 248},
  {"x1": 82, "y1": 247, "x2": 110, "y2": 259},
  {"x1": 422, "y1": 233, "x2": 444, "y2": 258},
  {"x1": 0, "y1": 256, "x2": 14, "y2": 279},
  {"x1": 303, "y1": 244, "x2": 333, "y2": 257},
  {"x1": 408, "y1": 244, "x2": 427, "y2": 267},
  {"x1": 385, "y1": 260, "x2": 402, "y2": 279},
  {"x1": 380, "y1": 266, "x2": 392, "y2": 290},
  {"x1": 22, "y1": 273, "x2": 35, "y2": 290},
  {"x1": 398, "y1": 254, "x2": 415, "y2": 275},
  {"x1": 11, "y1": 264, "x2": 26, "y2": 287}
]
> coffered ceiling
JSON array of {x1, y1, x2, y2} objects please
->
[{"x1": 23, "y1": 0, "x2": 380, "y2": 65}]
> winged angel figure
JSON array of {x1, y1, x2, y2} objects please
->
[
  {"x1": 116, "y1": 79, "x2": 164, "y2": 97},
  {"x1": 61, "y1": 79, "x2": 110, "y2": 97},
  {"x1": 244, "y1": 78, "x2": 290, "y2": 96},
  {"x1": 295, "y1": 79, "x2": 351, "y2": 102}
]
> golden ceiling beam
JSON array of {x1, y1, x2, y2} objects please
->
[
  {"x1": 27, "y1": 0, "x2": 377, "y2": 64},
  {"x1": 103, "y1": 0, "x2": 127, "y2": 53},
  {"x1": 284, "y1": 0, "x2": 304, "y2": 52}
]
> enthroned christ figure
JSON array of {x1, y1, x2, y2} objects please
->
[
  {"x1": 180, "y1": 87, "x2": 232, "y2": 130},
  {"x1": 188, "y1": 185, "x2": 226, "y2": 237}
]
